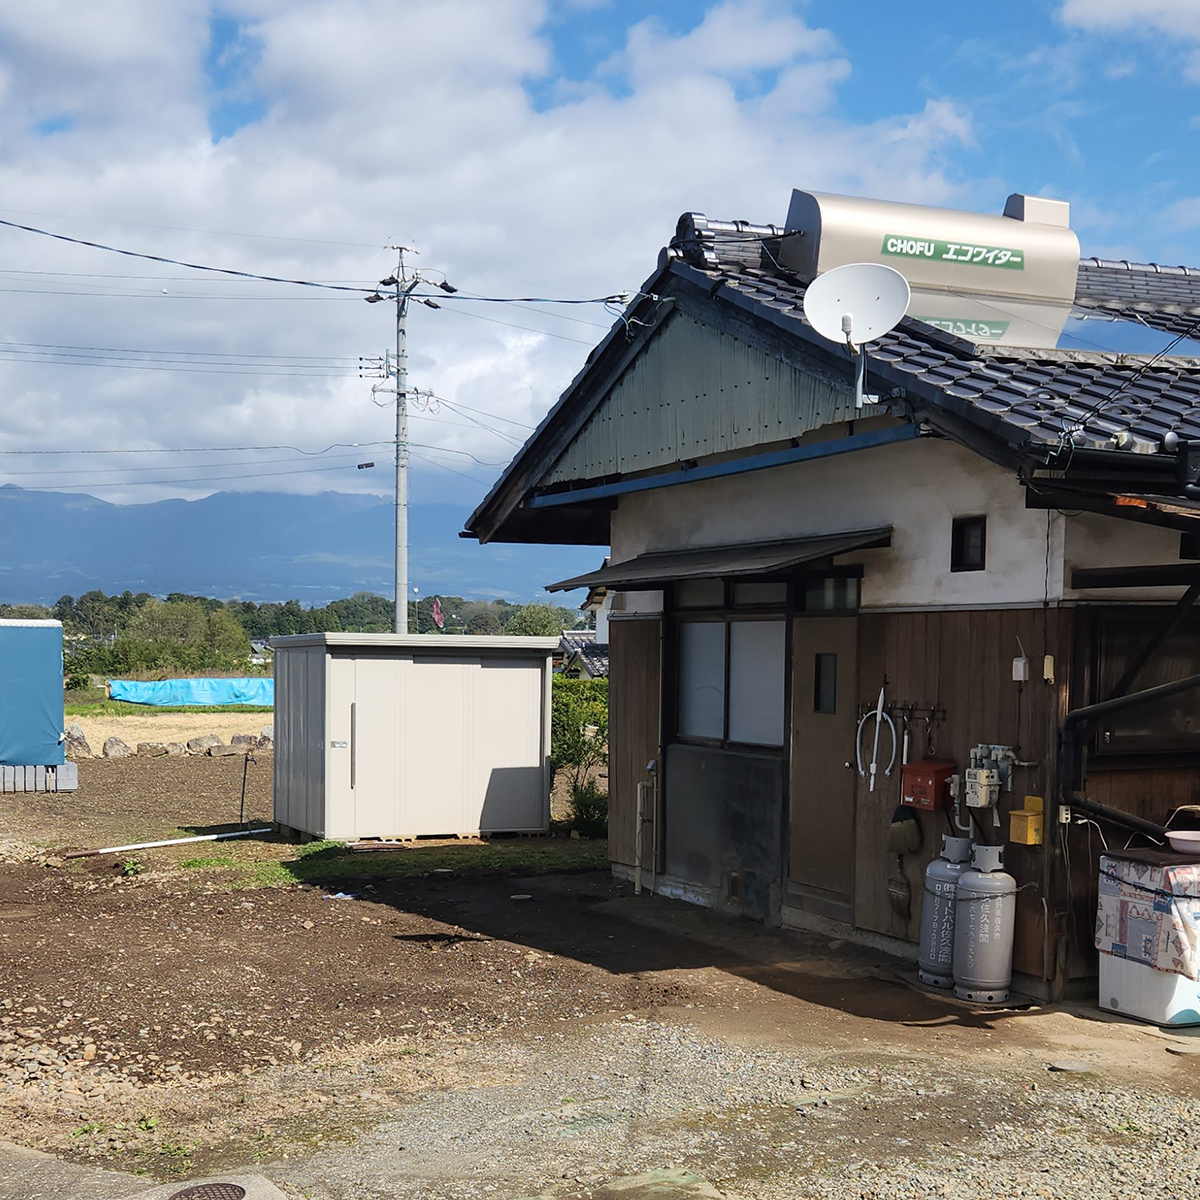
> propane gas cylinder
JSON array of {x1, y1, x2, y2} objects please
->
[
  {"x1": 952, "y1": 843, "x2": 1016, "y2": 1003},
  {"x1": 918, "y1": 834, "x2": 973, "y2": 988}
]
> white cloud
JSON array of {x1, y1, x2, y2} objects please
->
[
  {"x1": 1060, "y1": 0, "x2": 1200, "y2": 79},
  {"x1": 1061, "y1": 0, "x2": 1200, "y2": 40},
  {"x1": 0, "y1": 0, "x2": 973, "y2": 506}
]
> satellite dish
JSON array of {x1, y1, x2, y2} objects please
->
[
  {"x1": 803, "y1": 262, "x2": 910, "y2": 350},
  {"x1": 802, "y1": 262, "x2": 910, "y2": 409}
]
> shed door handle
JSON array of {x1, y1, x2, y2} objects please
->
[{"x1": 350, "y1": 702, "x2": 356, "y2": 790}]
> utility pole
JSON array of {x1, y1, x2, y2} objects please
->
[
  {"x1": 367, "y1": 247, "x2": 421, "y2": 633},
  {"x1": 364, "y1": 250, "x2": 457, "y2": 635},
  {"x1": 391, "y1": 248, "x2": 412, "y2": 634}
]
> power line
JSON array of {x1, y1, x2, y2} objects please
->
[
  {"x1": 0, "y1": 449, "x2": 380, "y2": 478},
  {"x1": 0, "y1": 338, "x2": 357, "y2": 362},
  {"x1": 0, "y1": 216, "x2": 377, "y2": 294},
  {"x1": 0, "y1": 350, "x2": 356, "y2": 378},
  {"x1": 407, "y1": 441, "x2": 509, "y2": 466},
  {"x1": 408, "y1": 448, "x2": 490, "y2": 486},
  {"x1": 0, "y1": 441, "x2": 391, "y2": 456},
  {"x1": 0, "y1": 460, "x2": 370, "y2": 490},
  {"x1": 427, "y1": 302, "x2": 596, "y2": 344},
  {"x1": 0, "y1": 205, "x2": 384, "y2": 249}
]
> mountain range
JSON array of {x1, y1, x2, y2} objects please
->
[{"x1": 0, "y1": 486, "x2": 602, "y2": 605}]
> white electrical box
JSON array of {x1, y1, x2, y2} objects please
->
[{"x1": 1012, "y1": 656, "x2": 1030, "y2": 682}]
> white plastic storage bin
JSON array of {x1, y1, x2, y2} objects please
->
[
  {"x1": 272, "y1": 633, "x2": 559, "y2": 841},
  {"x1": 1099, "y1": 951, "x2": 1200, "y2": 1026}
]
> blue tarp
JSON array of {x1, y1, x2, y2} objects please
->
[
  {"x1": 108, "y1": 678, "x2": 274, "y2": 707},
  {"x1": 0, "y1": 620, "x2": 65, "y2": 766}
]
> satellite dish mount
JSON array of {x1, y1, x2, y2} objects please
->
[{"x1": 802, "y1": 263, "x2": 911, "y2": 409}]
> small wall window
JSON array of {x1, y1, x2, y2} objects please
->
[
  {"x1": 813, "y1": 653, "x2": 837, "y2": 714},
  {"x1": 676, "y1": 578, "x2": 725, "y2": 608},
  {"x1": 733, "y1": 581, "x2": 787, "y2": 607},
  {"x1": 951, "y1": 516, "x2": 987, "y2": 572},
  {"x1": 804, "y1": 575, "x2": 860, "y2": 612}
]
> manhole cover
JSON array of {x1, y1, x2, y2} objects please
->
[{"x1": 168, "y1": 1186, "x2": 246, "y2": 1200}]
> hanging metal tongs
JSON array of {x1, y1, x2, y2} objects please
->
[{"x1": 855, "y1": 684, "x2": 897, "y2": 792}]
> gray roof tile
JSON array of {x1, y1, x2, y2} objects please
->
[{"x1": 672, "y1": 222, "x2": 1200, "y2": 456}]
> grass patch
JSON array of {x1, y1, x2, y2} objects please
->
[
  {"x1": 65, "y1": 700, "x2": 274, "y2": 717},
  {"x1": 264, "y1": 839, "x2": 609, "y2": 887},
  {"x1": 164, "y1": 833, "x2": 609, "y2": 889}
]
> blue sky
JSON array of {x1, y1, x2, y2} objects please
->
[
  {"x1": 0, "y1": 0, "x2": 1198, "y2": 516},
  {"x1": 525, "y1": 0, "x2": 1200, "y2": 264}
]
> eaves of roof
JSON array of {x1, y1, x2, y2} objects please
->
[{"x1": 464, "y1": 260, "x2": 676, "y2": 545}]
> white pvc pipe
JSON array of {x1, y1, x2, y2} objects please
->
[
  {"x1": 65, "y1": 827, "x2": 272, "y2": 859},
  {"x1": 634, "y1": 781, "x2": 646, "y2": 895}
]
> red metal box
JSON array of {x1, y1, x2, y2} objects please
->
[{"x1": 900, "y1": 759, "x2": 956, "y2": 810}]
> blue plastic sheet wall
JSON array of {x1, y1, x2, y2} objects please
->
[
  {"x1": 108, "y1": 677, "x2": 274, "y2": 706},
  {"x1": 0, "y1": 624, "x2": 65, "y2": 766}
]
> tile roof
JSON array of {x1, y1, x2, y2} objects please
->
[
  {"x1": 669, "y1": 218, "x2": 1200, "y2": 457},
  {"x1": 566, "y1": 641, "x2": 609, "y2": 678},
  {"x1": 560, "y1": 628, "x2": 596, "y2": 654}
]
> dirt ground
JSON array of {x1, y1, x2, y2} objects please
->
[
  {"x1": 2, "y1": 749, "x2": 1200, "y2": 1198},
  {"x1": 70, "y1": 713, "x2": 273, "y2": 752}
]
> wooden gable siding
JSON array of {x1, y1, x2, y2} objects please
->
[
  {"x1": 544, "y1": 310, "x2": 853, "y2": 486},
  {"x1": 608, "y1": 618, "x2": 662, "y2": 868},
  {"x1": 852, "y1": 607, "x2": 1073, "y2": 982}
]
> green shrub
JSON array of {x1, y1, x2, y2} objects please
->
[
  {"x1": 551, "y1": 677, "x2": 609, "y2": 792},
  {"x1": 569, "y1": 780, "x2": 608, "y2": 839}
]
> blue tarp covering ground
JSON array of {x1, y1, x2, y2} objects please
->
[{"x1": 108, "y1": 678, "x2": 274, "y2": 706}]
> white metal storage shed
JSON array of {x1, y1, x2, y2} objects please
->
[{"x1": 271, "y1": 633, "x2": 559, "y2": 840}]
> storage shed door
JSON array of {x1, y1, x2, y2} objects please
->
[
  {"x1": 473, "y1": 658, "x2": 546, "y2": 833},
  {"x1": 399, "y1": 656, "x2": 471, "y2": 836},
  {"x1": 349, "y1": 654, "x2": 403, "y2": 838}
]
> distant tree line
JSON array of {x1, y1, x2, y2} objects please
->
[{"x1": 0, "y1": 589, "x2": 585, "y2": 683}]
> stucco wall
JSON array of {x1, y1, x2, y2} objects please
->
[{"x1": 609, "y1": 434, "x2": 1189, "y2": 610}]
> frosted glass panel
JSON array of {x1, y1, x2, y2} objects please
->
[
  {"x1": 676, "y1": 579, "x2": 724, "y2": 608},
  {"x1": 728, "y1": 620, "x2": 785, "y2": 746},
  {"x1": 678, "y1": 621, "x2": 725, "y2": 739}
]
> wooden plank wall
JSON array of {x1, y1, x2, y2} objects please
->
[
  {"x1": 608, "y1": 619, "x2": 662, "y2": 868},
  {"x1": 852, "y1": 607, "x2": 1072, "y2": 981}
]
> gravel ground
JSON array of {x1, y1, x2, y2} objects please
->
[{"x1": 269, "y1": 1009, "x2": 1200, "y2": 1200}]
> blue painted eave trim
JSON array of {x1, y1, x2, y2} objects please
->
[{"x1": 524, "y1": 423, "x2": 920, "y2": 510}]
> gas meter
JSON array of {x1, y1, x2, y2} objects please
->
[
  {"x1": 964, "y1": 764, "x2": 1001, "y2": 808},
  {"x1": 963, "y1": 744, "x2": 1014, "y2": 809}
]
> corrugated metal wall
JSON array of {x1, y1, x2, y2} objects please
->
[
  {"x1": 273, "y1": 645, "x2": 326, "y2": 835},
  {"x1": 545, "y1": 312, "x2": 852, "y2": 484}
]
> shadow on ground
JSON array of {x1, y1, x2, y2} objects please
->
[{"x1": 332, "y1": 866, "x2": 1040, "y2": 1033}]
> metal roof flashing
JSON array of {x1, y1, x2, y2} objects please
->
[{"x1": 270, "y1": 633, "x2": 561, "y2": 652}]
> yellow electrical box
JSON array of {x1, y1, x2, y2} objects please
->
[{"x1": 1010, "y1": 795, "x2": 1044, "y2": 845}]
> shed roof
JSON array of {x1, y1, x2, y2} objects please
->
[{"x1": 270, "y1": 633, "x2": 559, "y2": 653}]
